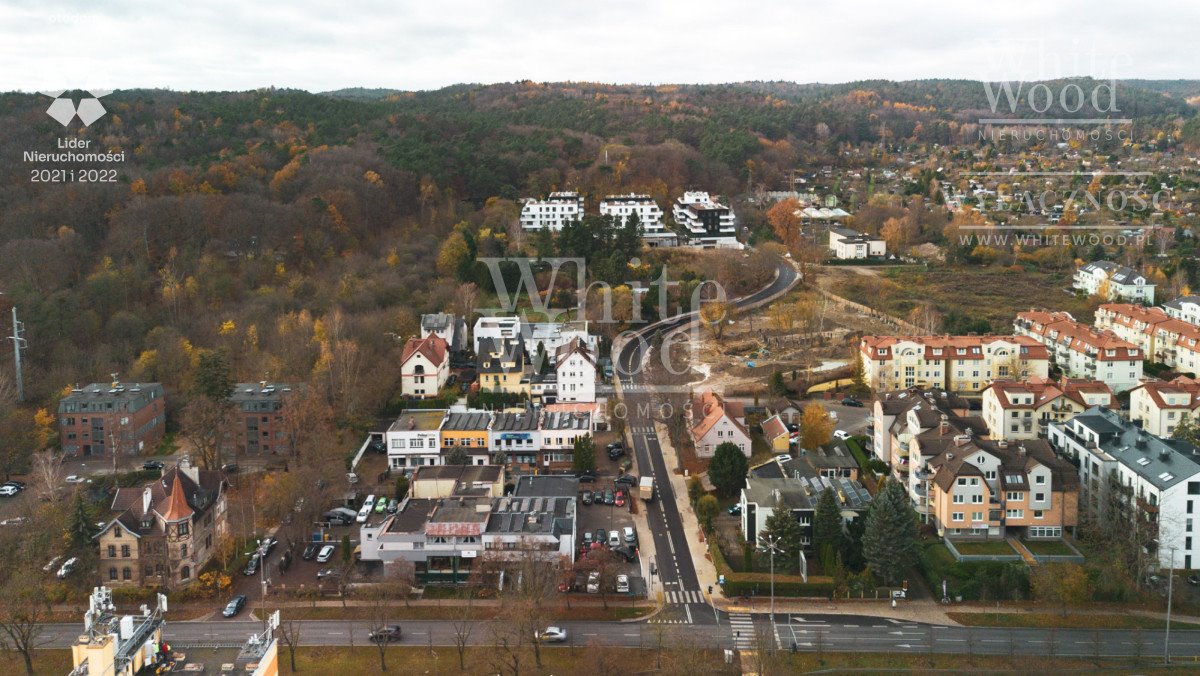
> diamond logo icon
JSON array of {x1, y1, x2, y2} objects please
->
[{"x1": 41, "y1": 90, "x2": 111, "y2": 127}]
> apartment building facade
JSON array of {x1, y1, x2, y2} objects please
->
[
  {"x1": 519, "y1": 191, "x2": 584, "y2": 231},
  {"x1": 599, "y1": 193, "x2": 674, "y2": 245},
  {"x1": 59, "y1": 381, "x2": 166, "y2": 457},
  {"x1": 1129, "y1": 377, "x2": 1200, "y2": 437},
  {"x1": 672, "y1": 191, "x2": 739, "y2": 247},
  {"x1": 1014, "y1": 310, "x2": 1143, "y2": 392},
  {"x1": 227, "y1": 382, "x2": 294, "y2": 455},
  {"x1": 1095, "y1": 303, "x2": 1200, "y2": 375},
  {"x1": 1074, "y1": 261, "x2": 1155, "y2": 304},
  {"x1": 829, "y1": 227, "x2": 886, "y2": 259},
  {"x1": 981, "y1": 377, "x2": 1115, "y2": 441},
  {"x1": 859, "y1": 335, "x2": 1049, "y2": 393}
]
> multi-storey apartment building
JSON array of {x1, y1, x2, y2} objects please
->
[
  {"x1": 1049, "y1": 407, "x2": 1200, "y2": 570},
  {"x1": 1095, "y1": 303, "x2": 1200, "y2": 374},
  {"x1": 1129, "y1": 377, "x2": 1200, "y2": 437},
  {"x1": 554, "y1": 337, "x2": 596, "y2": 403},
  {"x1": 227, "y1": 382, "x2": 295, "y2": 456},
  {"x1": 473, "y1": 316, "x2": 522, "y2": 354},
  {"x1": 386, "y1": 409, "x2": 448, "y2": 470},
  {"x1": 59, "y1": 381, "x2": 166, "y2": 457},
  {"x1": 859, "y1": 335, "x2": 1049, "y2": 393},
  {"x1": 518, "y1": 191, "x2": 584, "y2": 231},
  {"x1": 1074, "y1": 261, "x2": 1155, "y2": 304},
  {"x1": 97, "y1": 461, "x2": 227, "y2": 589},
  {"x1": 981, "y1": 377, "x2": 1115, "y2": 441},
  {"x1": 672, "y1": 191, "x2": 739, "y2": 248},
  {"x1": 599, "y1": 193, "x2": 675, "y2": 245},
  {"x1": 1014, "y1": 310, "x2": 1143, "y2": 392}
]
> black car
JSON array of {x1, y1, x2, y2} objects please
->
[
  {"x1": 222, "y1": 594, "x2": 247, "y2": 618},
  {"x1": 576, "y1": 472, "x2": 596, "y2": 484},
  {"x1": 303, "y1": 543, "x2": 320, "y2": 560},
  {"x1": 581, "y1": 490, "x2": 594, "y2": 506},
  {"x1": 614, "y1": 474, "x2": 638, "y2": 487},
  {"x1": 841, "y1": 398, "x2": 864, "y2": 408},
  {"x1": 606, "y1": 443, "x2": 625, "y2": 460},
  {"x1": 727, "y1": 504, "x2": 741, "y2": 516},
  {"x1": 142, "y1": 460, "x2": 164, "y2": 470},
  {"x1": 369, "y1": 625, "x2": 403, "y2": 643},
  {"x1": 221, "y1": 463, "x2": 240, "y2": 474},
  {"x1": 611, "y1": 545, "x2": 638, "y2": 563},
  {"x1": 1189, "y1": 574, "x2": 1200, "y2": 587},
  {"x1": 603, "y1": 489, "x2": 615, "y2": 505}
]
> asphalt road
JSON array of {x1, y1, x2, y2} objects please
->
[{"x1": 615, "y1": 262, "x2": 801, "y2": 626}]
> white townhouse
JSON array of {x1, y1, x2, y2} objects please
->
[
  {"x1": 829, "y1": 227, "x2": 886, "y2": 260},
  {"x1": 673, "y1": 191, "x2": 739, "y2": 248},
  {"x1": 473, "y1": 316, "x2": 522, "y2": 355},
  {"x1": 1014, "y1": 310, "x2": 1143, "y2": 393},
  {"x1": 1073, "y1": 261, "x2": 1155, "y2": 304},
  {"x1": 1164, "y1": 296, "x2": 1200, "y2": 325},
  {"x1": 400, "y1": 334, "x2": 449, "y2": 399},
  {"x1": 1129, "y1": 377, "x2": 1200, "y2": 437},
  {"x1": 600, "y1": 193, "x2": 676, "y2": 246},
  {"x1": 689, "y1": 390, "x2": 752, "y2": 458},
  {"x1": 554, "y1": 337, "x2": 597, "y2": 403},
  {"x1": 386, "y1": 409, "x2": 448, "y2": 470},
  {"x1": 1049, "y1": 407, "x2": 1200, "y2": 570},
  {"x1": 519, "y1": 191, "x2": 584, "y2": 231},
  {"x1": 859, "y1": 335, "x2": 1050, "y2": 393},
  {"x1": 981, "y1": 377, "x2": 1115, "y2": 441}
]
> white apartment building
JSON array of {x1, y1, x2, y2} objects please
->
[
  {"x1": 600, "y1": 194, "x2": 675, "y2": 245},
  {"x1": 519, "y1": 191, "x2": 584, "y2": 231},
  {"x1": 473, "y1": 316, "x2": 522, "y2": 354},
  {"x1": 1164, "y1": 296, "x2": 1200, "y2": 325},
  {"x1": 399, "y1": 334, "x2": 449, "y2": 399},
  {"x1": 1074, "y1": 261, "x2": 1155, "y2": 304},
  {"x1": 981, "y1": 377, "x2": 1115, "y2": 441},
  {"x1": 829, "y1": 228, "x2": 886, "y2": 259},
  {"x1": 859, "y1": 335, "x2": 1050, "y2": 393},
  {"x1": 1129, "y1": 377, "x2": 1200, "y2": 437},
  {"x1": 1096, "y1": 303, "x2": 1200, "y2": 374},
  {"x1": 522, "y1": 321, "x2": 598, "y2": 359},
  {"x1": 554, "y1": 337, "x2": 596, "y2": 403},
  {"x1": 386, "y1": 409, "x2": 449, "y2": 470},
  {"x1": 1049, "y1": 407, "x2": 1200, "y2": 570},
  {"x1": 1014, "y1": 310, "x2": 1143, "y2": 393},
  {"x1": 673, "y1": 191, "x2": 739, "y2": 248}
]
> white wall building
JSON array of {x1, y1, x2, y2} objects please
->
[
  {"x1": 386, "y1": 409, "x2": 448, "y2": 470},
  {"x1": 400, "y1": 335, "x2": 449, "y2": 399},
  {"x1": 473, "y1": 316, "x2": 522, "y2": 354},
  {"x1": 421, "y1": 313, "x2": 467, "y2": 352},
  {"x1": 1014, "y1": 310, "x2": 1144, "y2": 393},
  {"x1": 1073, "y1": 261, "x2": 1156, "y2": 304},
  {"x1": 673, "y1": 191, "x2": 739, "y2": 248},
  {"x1": 519, "y1": 191, "x2": 584, "y2": 231},
  {"x1": 829, "y1": 228, "x2": 886, "y2": 259},
  {"x1": 554, "y1": 337, "x2": 596, "y2": 403},
  {"x1": 600, "y1": 194, "x2": 675, "y2": 245},
  {"x1": 1164, "y1": 296, "x2": 1200, "y2": 325}
]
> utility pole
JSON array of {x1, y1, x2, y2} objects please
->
[
  {"x1": 1165, "y1": 547, "x2": 1175, "y2": 665},
  {"x1": 759, "y1": 535, "x2": 781, "y2": 627},
  {"x1": 4, "y1": 299, "x2": 25, "y2": 403}
]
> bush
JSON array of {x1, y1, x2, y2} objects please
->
[{"x1": 722, "y1": 579, "x2": 835, "y2": 598}]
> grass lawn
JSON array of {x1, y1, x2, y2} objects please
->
[
  {"x1": 1022, "y1": 538, "x2": 1078, "y2": 557},
  {"x1": 951, "y1": 540, "x2": 1017, "y2": 556},
  {"x1": 949, "y1": 611, "x2": 1200, "y2": 631}
]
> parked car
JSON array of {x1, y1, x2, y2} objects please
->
[
  {"x1": 57, "y1": 557, "x2": 78, "y2": 579},
  {"x1": 387, "y1": 498, "x2": 399, "y2": 514},
  {"x1": 374, "y1": 498, "x2": 388, "y2": 514},
  {"x1": 535, "y1": 626, "x2": 568, "y2": 643},
  {"x1": 833, "y1": 430, "x2": 851, "y2": 441},
  {"x1": 259, "y1": 537, "x2": 278, "y2": 556},
  {"x1": 582, "y1": 531, "x2": 594, "y2": 546},
  {"x1": 606, "y1": 443, "x2": 625, "y2": 460},
  {"x1": 369, "y1": 625, "x2": 403, "y2": 643},
  {"x1": 316, "y1": 544, "x2": 336, "y2": 563},
  {"x1": 142, "y1": 460, "x2": 164, "y2": 470},
  {"x1": 841, "y1": 397, "x2": 864, "y2": 408},
  {"x1": 614, "y1": 474, "x2": 638, "y2": 487},
  {"x1": 317, "y1": 568, "x2": 341, "y2": 580},
  {"x1": 0, "y1": 485, "x2": 20, "y2": 497},
  {"x1": 576, "y1": 472, "x2": 596, "y2": 484},
  {"x1": 581, "y1": 490, "x2": 594, "y2": 505},
  {"x1": 623, "y1": 526, "x2": 637, "y2": 545},
  {"x1": 603, "y1": 489, "x2": 615, "y2": 505},
  {"x1": 595, "y1": 529, "x2": 607, "y2": 545},
  {"x1": 727, "y1": 504, "x2": 742, "y2": 516},
  {"x1": 3, "y1": 480, "x2": 24, "y2": 489},
  {"x1": 302, "y1": 543, "x2": 321, "y2": 560},
  {"x1": 586, "y1": 571, "x2": 600, "y2": 594},
  {"x1": 357, "y1": 503, "x2": 373, "y2": 523},
  {"x1": 611, "y1": 545, "x2": 637, "y2": 563},
  {"x1": 614, "y1": 490, "x2": 627, "y2": 507},
  {"x1": 243, "y1": 554, "x2": 261, "y2": 576},
  {"x1": 43, "y1": 555, "x2": 63, "y2": 573},
  {"x1": 222, "y1": 594, "x2": 247, "y2": 618},
  {"x1": 1189, "y1": 574, "x2": 1200, "y2": 586},
  {"x1": 616, "y1": 574, "x2": 630, "y2": 594},
  {"x1": 221, "y1": 463, "x2": 239, "y2": 474},
  {"x1": 64, "y1": 475, "x2": 89, "y2": 484},
  {"x1": 607, "y1": 531, "x2": 621, "y2": 547},
  {"x1": 346, "y1": 472, "x2": 360, "y2": 484}
]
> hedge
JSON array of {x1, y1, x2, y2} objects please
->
[{"x1": 722, "y1": 579, "x2": 835, "y2": 598}]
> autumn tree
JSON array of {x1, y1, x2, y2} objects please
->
[
  {"x1": 799, "y1": 403, "x2": 835, "y2": 450},
  {"x1": 766, "y1": 198, "x2": 803, "y2": 246},
  {"x1": 695, "y1": 495, "x2": 719, "y2": 533},
  {"x1": 699, "y1": 300, "x2": 736, "y2": 340},
  {"x1": 1031, "y1": 563, "x2": 1092, "y2": 616}
]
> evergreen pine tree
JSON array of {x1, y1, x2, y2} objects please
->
[{"x1": 861, "y1": 478, "x2": 919, "y2": 585}]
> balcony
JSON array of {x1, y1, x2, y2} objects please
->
[{"x1": 1137, "y1": 496, "x2": 1160, "y2": 514}]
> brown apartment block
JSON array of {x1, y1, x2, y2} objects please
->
[
  {"x1": 59, "y1": 381, "x2": 165, "y2": 457},
  {"x1": 226, "y1": 382, "x2": 295, "y2": 456}
]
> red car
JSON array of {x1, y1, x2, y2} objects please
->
[{"x1": 614, "y1": 490, "x2": 627, "y2": 507}]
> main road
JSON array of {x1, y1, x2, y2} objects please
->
[{"x1": 614, "y1": 261, "x2": 800, "y2": 625}]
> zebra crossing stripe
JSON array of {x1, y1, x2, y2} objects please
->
[
  {"x1": 729, "y1": 613, "x2": 756, "y2": 649},
  {"x1": 665, "y1": 590, "x2": 704, "y2": 604}
]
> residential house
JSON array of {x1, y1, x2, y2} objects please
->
[
  {"x1": 421, "y1": 313, "x2": 468, "y2": 353},
  {"x1": 226, "y1": 382, "x2": 294, "y2": 456},
  {"x1": 1163, "y1": 295, "x2": 1200, "y2": 325},
  {"x1": 1049, "y1": 407, "x2": 1200, "y2": 570},
  {"x1": 473, "y1": 316, "x2": 522, "y2": 355},
  {"x1": 385, "y1": 409, "x2": 448, "y2": 470},
  {"x1": 1074, "y1": 261, "x2": 1155, "y2": 304},
  {"x1": 828, "y1": 227, "x2": 886, "y2": 259},
  {"x1": 925, "y1": 437, "x2": 1078, "y2": 540},
  {"x1": 554, "y1": 337, "x2": 597, "y2": 403},
  {"x1": 1014, "y1": 310, "x2": 1143, "y2": 392},
  {"x1": 59, "y1": 381, "x2": 166, "y2": 457},
  {"x1": 519, "y1": 191, "x2": 584, "y2": 232},
  {"x1": 859, "y1": 335, "x2": 1049, "y2": 393},
  {"x1": 539, "y1": 411, "x2": 591, "y2": 470},
  {"x1": 760, "y1": 414, "x2": 790, "y2": 453},
  {"x1": 489, "y1": 411, "x2": 541, "y2": 470},
  {"x1": 400, "y1": 334, "x2": 449, "y2": 399},
  {"x1": 690, "y1": 390, "x2": 751, "y2": 458},
  {"x1": 410, "y1": 464, "x2": 506, "y2": 499},
  {"x1": 982, "y1": 377, "x2": 1115, "y2": 441},
  {"x1": 477, "y1": 338, "x2": 528, "y2": 396},
  {"x1": 1129, "y1": 377, "x2": 1200, "y2": 437},
  {"x1": 96, "y1": 461, "x2": 227, "y2": 588},
  {"x1": 600, "y1": 193, "x2": 675, "y2": 245},
  {"x1": 673, "y1": 191, "x2": 739, "y2": 248},
  {"x1": 738, "y1": 455, "x2": 872, "y2": 546},
  {"x1": 438, "y1": 410, "x2": 494, "y2": 465}
]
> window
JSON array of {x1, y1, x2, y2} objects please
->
[
  {"x1": 178, "y1": 522, "x2": 189, "y2": 536},
  {"x1": 108, "y1": 545, "x2": 116, "y2": 557},
  {"x1": 180, "y1": 566, "x2": 190, "y2": 581},
  {"x1": 109, "y1": 567, "x2": 118, "y2": 580},
  {"x1": 971, "y1": 495, "x2": 983, "y2": 504},
  {"x1": 957, "y1": 478, "x2": 967, "y2": 486},
  {"x1": 122, "y1": 567, "x2": 131, "y2": 581},
  {"x1": 1035, "y1": 475, "x2": 1046, "y2": 485},
  {"x1": 951, "y1": 512, "x2": 964, "y2": 521},
  {"x1": 953, "y1": 494, "x2": 964, "y2": 504},
  {"x1": 971, "y1": 511, "x2": 984, "y2": 521},
  {"x1": 1034, "y1": 493, "x2": 1045, "y2": 502},
  {"x1": 121, "y1": 545, "x2": 130, "y2": 558},
  {"x1": 1006, "y1": 491, "x2": 1023, "y2": 501},
  {"x1": 1005, "y1": 509, "x2": 1024, "y2": 519}
]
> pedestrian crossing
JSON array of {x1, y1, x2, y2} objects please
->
[
  {"x1": 629, "y1": 425, "x2": 658, "y2": 435},
  {"x1": 664, "y1": 589, "x2": 705, "y2": 605},
  {"x1": 729, "y1": 612, "x2": 756, "y2": 651}
]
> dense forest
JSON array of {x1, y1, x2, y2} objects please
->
[{"x1": 0, "y1": 78, "x2": 1197, "y2": 459}]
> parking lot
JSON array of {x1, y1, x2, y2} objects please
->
[{"x1": 576, "y1": 474, "x2": 646, "y2": 597}]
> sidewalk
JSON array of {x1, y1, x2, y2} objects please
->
[{"x1": 654, "y1": 420, "x2": 724, "y2": 604}]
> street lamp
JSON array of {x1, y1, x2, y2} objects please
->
[
  {"x1": 1165, "y1": 547, "x2": 1175, "y2": 665},
  {"x1": 257, "y1": 538, "x2": 269, "y2": 633},
  {"x1": 758, "y1": 535, "x2": 782, "y2": 625}
]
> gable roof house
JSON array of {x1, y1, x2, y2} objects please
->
[
  {"x1": 690, "y1": 390, "x2": 751, "y2": 458},
  {"x1": 400, "y1": 334, "x2": 449, "y2": 399},
  {"x1": 97, "y1": 461, "x2": 227, "y2": 589},
  {"x1": 1074, "y1": 261, "x2": 1155, "y2": 304}
]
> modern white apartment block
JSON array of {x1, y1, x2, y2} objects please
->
[
  {"x1": 1014, "y1": 310, "x2": 1144, "y2": 393},
  {"x1": 600, "y1": 193, "x2": 675, "y2": 245},
  {"x1": 829, "y1": 227, "x2": 886, "y2": 259},
  {"x1": 1164, "y1": 296, "x2": 1200, "y2": 325},
  {"x1": 519, "y1": 191, "x2": 584, "y2": 231},
  {"x1": 859, "y1": 335, "x2": 1050, "y2": 393},
  {"x1": 1129, "y1": 377, "x2": 1200, "y2": 437},
  {"x1": 473, "y1": 316, "x2": 522, "y2": 354},
  {"x1": 673, "y1": 191, "x2": 739, "y2": 248},
  {"x1": 1074, "y1": 261, "x2": 1155, "y2": 304},
  {"x1": 1049, "y1": 407, "x2": 1200, "y2": 570}
]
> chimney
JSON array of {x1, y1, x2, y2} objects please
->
[
  {"x1": 939, "y1": 421, "x2": 949, "y2": 436},
  {"x1": 1017, "y1": 445, "x2": 1027, "y2": 456},
  {"x1": 179, "y1": 456, "x2": 200, "y2": 485},
  {"x1": 142, "y1": 486, "x2": 152, "y2": 515}
]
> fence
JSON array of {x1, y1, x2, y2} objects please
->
[{"x1": 943, "y1": 538, "x2": 1024, "y2": 563}]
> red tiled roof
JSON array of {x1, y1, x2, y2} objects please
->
[
  {"x1": 402, "y1": 334, "x2": 449, "y2": 367},
  {"x1": 860, "y1": 334, "x2": 1049, "y2": 360}
]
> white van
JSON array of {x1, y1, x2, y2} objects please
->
[{"x1": 357, "y1": 494, "x2": 377, "y2": 523}]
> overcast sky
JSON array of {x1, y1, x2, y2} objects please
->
[{"x1": 2, "y1": 0, "x2": 1196, "y2": 93}]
